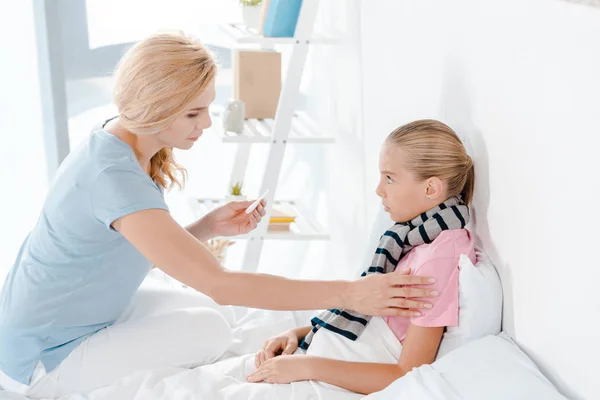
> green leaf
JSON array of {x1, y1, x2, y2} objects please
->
[{"x1": 240, "y1": 0, "x2": 263, "y2": 7}]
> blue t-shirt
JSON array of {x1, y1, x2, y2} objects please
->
[{"x1": 0, "y1": 121, "x2": 169, "y2": 384}]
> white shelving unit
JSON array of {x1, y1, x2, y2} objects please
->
[
  {"x1": 209, "y1": 110, "x2": 334, "y2": 144},
  {"x1": 190, "y1": 0, "x2": 334, "y2": 271},
  {"x1": 221, "y1": 22, "x2": 339, "y2": 45}
]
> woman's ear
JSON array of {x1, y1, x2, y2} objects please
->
[{"x1": 425, "y1": 177, "x2": 444, "y2": 201}]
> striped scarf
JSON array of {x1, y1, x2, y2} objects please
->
[{"x1": 299, "y1": 196, "x2": 470, "y2": 350}]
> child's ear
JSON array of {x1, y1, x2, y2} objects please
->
[{"x1": 425, "y1": 177, "x2": 444, "y2": 200}]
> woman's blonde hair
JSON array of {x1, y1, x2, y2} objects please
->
[
  {"x1": 386, "y1": 119, "x2": 475, "y2": 205},
  {"x1": 113, "y1": 31, "x2": 217, "y2": 189}
]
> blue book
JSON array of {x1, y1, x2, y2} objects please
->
[{"x1": 262, "y1": 0, "x2": 304, "y2": 38}]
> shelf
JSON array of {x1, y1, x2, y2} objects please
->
[
  {"x1": 209, "y1": 111, "x2": 335, "y2": 144},
  {"x1": 189, "y1": 198, "x2": 329, "y2": 241},
  {"x1": 221, "y1": 22, "x2": 339, "y2": 45}
]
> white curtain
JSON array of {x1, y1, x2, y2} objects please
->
[
  {"x1": 269, "y1": 0, "x2": 370, "y2": 280},
  {"x1": 85, "y1": 0, "x2": 241, "y2": 49},
  {"x1": 0, "y1": 1, "x2": 49, "y2": 282}
]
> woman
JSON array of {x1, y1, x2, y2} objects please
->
[
  {"x1": 248, "y1": 120, "x2": 475, "y2": 395},
  {"x1": 0, "y1": 32, "x2": 436, "y2": 397}
]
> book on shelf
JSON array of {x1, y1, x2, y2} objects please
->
[
  {"x1": 269, "y1": 206, "x2": 295, "y2": 224},
  {"x1": 267, "y1": 222, "x2": 292, "y2": 232},
  {"x1": 261, "y1": 0, "x2": 303, "y2": 38},
  {"x1": 257, "y1": 0, "x2": 271, "y2": 35},
  {"x1": 267, "y1": 206, "x2": 296, "y2": 232}
]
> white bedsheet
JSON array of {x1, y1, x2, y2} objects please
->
[
  {"x1": 59, "y1": 308, "x2": 367, "y2": 400},
  {"x1": 0, "y1": 306, "x2": 464, "y2": 400}
]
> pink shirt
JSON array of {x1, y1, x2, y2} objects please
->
[{"x1": 384, "y1": 229, "x2": 475, "y2": 342}]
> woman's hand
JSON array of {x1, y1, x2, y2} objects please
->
[
  {"x1": 205, "y1": 199, "x2": 267, "y2": 237},
  {"x1": 247, "y1": 355, "x2": 313, "y2": 384},
  {"x1": 346, "y1": 268, "x2": 438, "y2": 317},
  {"x1": 255, "y1": 330, "x2": 299, "y2": 368}
]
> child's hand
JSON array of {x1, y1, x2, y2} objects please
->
[
  {"x1": 248, "y1": 355, "x2": 312, "y2": 384},
  {"x1": 255, "y1": 330, "x2": 299, "y2": 368}
]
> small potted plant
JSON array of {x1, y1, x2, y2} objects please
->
[
  {"x1": 227, "y1": 181, "x2": 247, "y2": 202},
  {"x1": 240, "y1": 0, "x2": 263, "y2": 31}
]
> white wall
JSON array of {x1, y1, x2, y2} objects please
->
[{"x1": 360, "y1": 1, "x2": 599, "y2": 399}]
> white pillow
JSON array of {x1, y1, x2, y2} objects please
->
[
  {"x1": 362, "y1": 208, "x2": 503, "y2": 358},
  {"x1": 367, "y1": 333, "x2": 567, "y2": 400},
  {"x1": 436, "y1": 246, "x2": 503, "y2": 358}
]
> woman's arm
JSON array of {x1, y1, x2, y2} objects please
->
[
  {"x1": 113, "y1": 209, "x2": 437, "y2": 315},
  {"x1": 185, "y1": 217, "x2": 213, "y2": 242},
  {"x1": 248, "y1": 323, "x2": 444, "y2": 393}
]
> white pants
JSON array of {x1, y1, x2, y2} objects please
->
[{"x1": 23, "y1": 281, "x2": 234, "y2": 399}]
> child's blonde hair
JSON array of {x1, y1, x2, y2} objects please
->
[
  {"x1": 386, "y1": 119, "x2": 475, "y2": 205},
  {"x1": 113, "y1": 31, "x2": 217, "y2": 189}
]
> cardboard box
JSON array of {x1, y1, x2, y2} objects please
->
[{"x1": 233, "y1": 49, "x2": 281, "y2": 119}]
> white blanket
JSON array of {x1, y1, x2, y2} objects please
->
[
  {"x1": 56, "y1": 311, "x2": 402, "y2": 400},
  {"x1": 364, "y1": 364, "x2": 462, "y2": 400},
  {"x1": 0, "y1": 307, "x2": 466, "y2": 400}
]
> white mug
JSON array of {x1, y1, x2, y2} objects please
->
[{"x1": 222, "y1": 99, "x2": 245, "y2": 134}]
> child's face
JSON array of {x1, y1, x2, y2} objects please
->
[{"x1": 376, "y1": 143, "x2": 434, "y2": 223}]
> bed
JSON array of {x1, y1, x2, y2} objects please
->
[
  {"x1": 0, "y1": 208, "x2": 568, "y2": 399},
  {"x1": 0, "y1": 305, "x2": 567, "y2": 400}
]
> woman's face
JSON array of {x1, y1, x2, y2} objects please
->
[
  {"x1": 156, "y1": 79, "x2": 216, "y2": 150},
  {"x1": 375, "y1": 143, "x2": 441, "y2": 223}
]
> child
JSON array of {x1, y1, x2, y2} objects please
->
[{"x1": 247, "y1": 119, "x2": 476, "y2": 395}]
